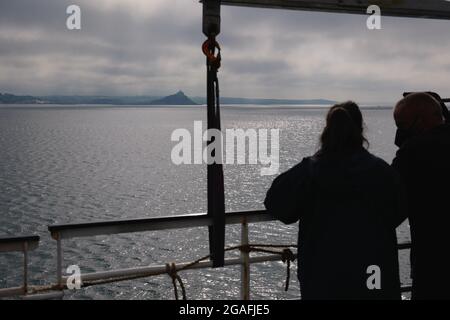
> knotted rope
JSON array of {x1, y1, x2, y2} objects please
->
[
  {"x1": 238, "y1": 245, "x2": 296, "y2": 291},
  {"x1": 165, "y1": 262, "x2": 186, "y2": 300},
  {"x1": 160, "y1": 244, "x2": 297, "y2": 299},
  {"x1": 281, "y1": 248, "x2": 296, "y2": 291}
]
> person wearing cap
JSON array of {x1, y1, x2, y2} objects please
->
[{"x1": 392, "y1": 92, "x2": 450, "y2": 299}]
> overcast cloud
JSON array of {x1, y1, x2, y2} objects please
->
[{"x1": 1, "y1": 0, "x2": 450, "y2": 103}]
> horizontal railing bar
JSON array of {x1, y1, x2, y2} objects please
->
[
  {"x1": 69, "y1": 254, "x2": 286, "y2": 283},
  {"x1": 21, "y1": 291, "x2": 64, "y2": 300},
  {"x1": 49, "y1": 212, "x2": 209, "y2": 232},
  {"x1": 71, "y1": 245, "x2": 412, "y2": 286},
  {"x1": 0, "y1": 235, "x2": 39, "y2": 253},
  {"x1": 73, "y1": 254, "x2": 411, "y2": 293},
  {"x1": 47, "y1": 210, "x2": 412, "y2": 250},
  {"x1": 48, "y1": 210, "x2": 270, "y2": 239},
  {"x1": 0, "y1": 287, "x2": 24, "y2": 298},
  {"x1": 0, "y1": 235, "x2": 39, "y2": 244}
]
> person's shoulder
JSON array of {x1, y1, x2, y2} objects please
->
[
  {"x1": 290, "y1": 156, "x2": 314, "y2": 171},
  {"x1": 280, "y1": 156, "x2": 317, "y2": 180},
  {"x1": 363, "y1": 150, "x2": 394, "y2": 172},
  {"x1": 365, "y1": 150, "x2": 387, "y2": 164},
  {"x1": 273, "y1": 157, "x2": 308, "y2": 178}
]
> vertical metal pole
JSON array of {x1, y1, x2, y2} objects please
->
[
  {"x1": 206, "y1": 62, "x2": 225, "y2": 268},
  {"x1": 241, "y1": 218, "x2": 250, "y2": 300},
  {"x1": 56, "y1": 236, "x2": 63, "y2": 288},
  {"x1": 204, "y1": 0, "x2": 225, "y2": 268},
  {"x1": 23, "y1": 242, "x2": 28, "y2": 295}
]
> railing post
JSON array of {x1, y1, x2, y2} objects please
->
[
  {"x1": 56, "y1": 235, "x2": 63, "y2": 289},
  {"x1": 23, "y1": 242, "x2": 28, "y2": 295},
  {"x1": 240, "y1": 218, "x2": 250, "y2": 300}
]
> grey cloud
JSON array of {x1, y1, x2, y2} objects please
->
[{"x1": 0, "y1": 1, "x2": 450, "y2": 102}]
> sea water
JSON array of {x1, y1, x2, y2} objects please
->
[{"x1": 0, "y1": 105, "x2": 410, "y2": 299}]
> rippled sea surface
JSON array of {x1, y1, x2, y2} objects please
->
[{"x1": 0, "y1": 105, "x2": 410, "y2": 299}]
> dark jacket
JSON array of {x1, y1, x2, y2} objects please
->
[
  {"x1": 264, "y1": 148, "x2": 404, "y2": 300},
  {"x1": 392, "y1": 123, "x2": 450, "y2": 300}
]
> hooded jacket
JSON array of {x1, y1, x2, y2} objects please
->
[
  {"x1": 392, "y1": 123, "x2": 450, "y2": 300},
  {"x1": 265, "y1": 148, "x2": 404, "y2": 300}
]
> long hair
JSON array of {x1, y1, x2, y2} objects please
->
[{"x1": 317, "y1": 101, "x2": 367, "y2": 155}]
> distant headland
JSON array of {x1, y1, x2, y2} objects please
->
[
  {"x1": 0, "y1": 91, "x2": 336, "y2": 106},
  {"x1": 149, "y1": 91, "x2": 197, "y2": 105}
]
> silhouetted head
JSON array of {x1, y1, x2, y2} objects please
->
[
  {"x1": 318, "y1": 101, "x2": 366, "y2": 155},
  {"x1": 394, "y1": 92, "x2": 444, "y2": 147}
]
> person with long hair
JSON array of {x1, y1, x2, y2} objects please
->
[{"x1": 264, "y1": 101, "x2": 405, "y2": 299}]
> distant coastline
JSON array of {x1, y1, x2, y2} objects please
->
[{"x1": 0, "y1": 91, "x2": 337, "y2": 106}]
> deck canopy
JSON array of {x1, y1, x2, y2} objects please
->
[{"x1": 219, "y1": 0, "x2": 450, "y2": 20}]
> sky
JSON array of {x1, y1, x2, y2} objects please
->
[{"x1": 1, "y1": 0, "x2": 450, "y2": 104}]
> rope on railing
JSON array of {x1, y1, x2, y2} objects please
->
[
  {"x1": 27, "y1": 243, "x2": 296, "y2": 299},
  {"x1": 22, "y1": 243, "x2": 297, "y2": 300},
  {"x1": 180, "y1": 244, "x2": 298, "y2": 297},
  {"x1": 238, "y1": 245, "x2": 297, "y2": 291},
  {"x1": 145, "y1": 243, "x2": 298, "y2": 299},
  {"x1": 22, "y1": 241, "x2": 413, "y2": 299},
  {"x1": 166, "y1": 262, "x2": 186, "y2": 300},
  {"x1": 282, "y1": 249, "x2": 296, "y2": 291}
]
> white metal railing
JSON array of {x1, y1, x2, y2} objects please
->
[
  {"x1": 0, "y1": 235, "x2": 40, "y2": 298},
  {"x1": 1, "y1": 210, "x2": 412, "y2": 299},
  {"x1": 47, "y1": 210, "x2": 278, "y2": 297}
]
